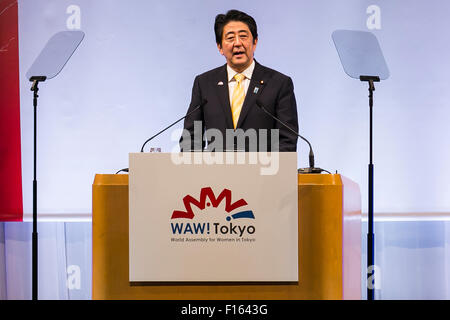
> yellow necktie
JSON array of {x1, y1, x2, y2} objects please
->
[{"x1": 231, "y1": 73, "x2": 245, "y2": 129}]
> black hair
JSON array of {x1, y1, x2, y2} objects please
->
[{"x1": 214, "y1": 10, "x2": 258, "y2": 45}]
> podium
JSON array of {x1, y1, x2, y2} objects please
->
[{"x1": 92, "y1": 173, "x2": 361, "y2": 299}]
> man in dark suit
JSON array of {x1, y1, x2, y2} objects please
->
[{"x1": 180, "y1": 10, "x2": 298, "y2": 152}]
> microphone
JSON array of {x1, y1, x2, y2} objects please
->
[
  {"x1": 115, "y1": 99, "x2": 207, "y2": 174},
  {"x1": 255, "y1": 100, "x2": 328, "y2": 174},
  {"x1": 140, "y1": 99, "x2": 207, "y2": 152}
]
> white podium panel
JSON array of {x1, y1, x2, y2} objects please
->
[{"x1": 129, "y1": 152, "x2": 298, "y2": 282}]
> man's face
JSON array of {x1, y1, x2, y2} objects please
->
[{"x1": 218, "y1": 21, "x2": 257, "y2": 73}]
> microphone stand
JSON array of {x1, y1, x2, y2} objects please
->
[
  {"x1": 255, "y1": 100, "x2": 328, "y2": 174},
  {"x1": 116, "y1": 100, "x2": 207, "y2": 174},
  {"x1": 140, "y1": 100, "x2": 207, "y2": 153},
  {"x1": 360, "y1": 75, "x2": 379, "y2": 300},
  {"x1": 30, "y1": 75, "x2": 46, "y2": 300}
]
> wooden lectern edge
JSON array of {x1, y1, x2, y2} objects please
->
[
  {"x1": 95, "y1": 172, "x2": 343, "y2": 186},
  {"x1": 94, "y1": 173, "x2": 128, "y2": 185}
]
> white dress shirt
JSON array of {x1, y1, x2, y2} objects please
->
[{"x1": 227, "y1": 60, "x2": 255, "y2": 106}]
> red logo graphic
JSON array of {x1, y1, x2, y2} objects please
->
[{"x1": 171, "y1": 187, "x2": 248, "y2": 219}]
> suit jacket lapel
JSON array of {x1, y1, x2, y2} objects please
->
[
  {"x1": 214, "y1": 64, "x2": 234, "y2": 129},
  {"x1": 236, "y1": 61, "x2": 266, "y2": 129}
]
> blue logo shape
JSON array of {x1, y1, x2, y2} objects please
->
[{"x1": 226, "y1": 210, "x2": 255, "y2": 221}]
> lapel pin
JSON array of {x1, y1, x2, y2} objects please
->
[
  {"x1": 218, "y1": 81, "x2": 224, "y2": 86},
  {"x1": 253, "y1": 87, "x2": 259, "y2": 94}
]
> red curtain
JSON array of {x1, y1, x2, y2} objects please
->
[{"x1": 0, "y1": 0, "x2": 23, "y2": 221}]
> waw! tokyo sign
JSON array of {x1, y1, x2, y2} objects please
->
[
  {"x1": 129, "y1": 153, "x2": 298, "y2": 282},
  {"x1": 170, "y1": 187, "x2": 256, "y2": 242}
]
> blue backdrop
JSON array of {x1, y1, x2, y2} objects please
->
[{"x1": 17, "y1": 0, "x2": 450, "y2": 218}]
